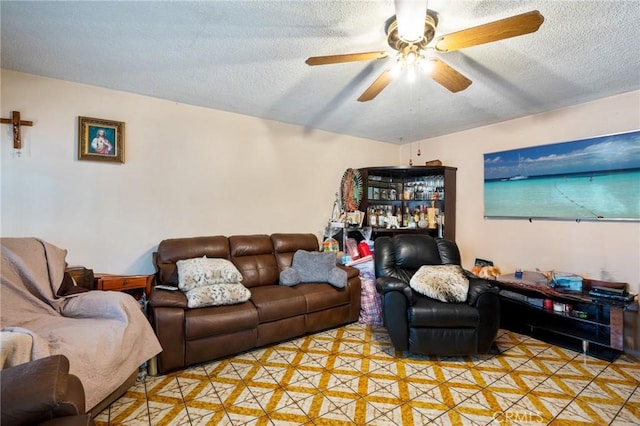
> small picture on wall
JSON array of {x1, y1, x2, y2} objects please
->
[{"x1": 78, "y1": 116, "x2": 125, "y2": 163}]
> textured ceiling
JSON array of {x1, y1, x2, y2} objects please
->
[{"x1": 2, "y1": 1, "x2": 639, "y2": 144}]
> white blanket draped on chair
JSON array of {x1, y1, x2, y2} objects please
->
[{"x1": 0, "y1": 237, "x2": 162, "y2": 410}]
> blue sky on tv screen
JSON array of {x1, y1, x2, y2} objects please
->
[{"x1": 483, "y1": 131, "x2": 640, "y2": 181}]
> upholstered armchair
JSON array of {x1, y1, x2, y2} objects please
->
[{"x1": 375, "y1": 234, "x2": 500, "y2": 356}]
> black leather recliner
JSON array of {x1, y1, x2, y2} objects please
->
[{"x1": 375, "y1": 234, "x2": 500, "y2": 356}]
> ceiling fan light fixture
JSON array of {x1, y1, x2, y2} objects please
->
[
  {"x1": 405, "y1": 50, "x2": 417, "y2": 65},
  {"x1": 394, "y1": 0, "x2": 428, "y2": 43}
]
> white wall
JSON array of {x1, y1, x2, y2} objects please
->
[
  {"x1": 402, "y1": 91, "x2": 640, "y2": 293},
  {"x1": 1, "y1": 70, "x2": 399, "y2": 273},
  {"x1": 3, "y1": 70, "x2": 639, "y2": 293}
]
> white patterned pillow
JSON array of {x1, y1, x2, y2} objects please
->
[
  {"x1": 409, "y1": 265, "x2": 469, "y2": 303},
  {"x1": 177, "y1": 257, "x2": 243, "y2": 291},
  {"x1": 184, "y1": 283, "x2": 251, "y2": 308}
]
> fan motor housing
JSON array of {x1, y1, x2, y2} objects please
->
[{"x1": 386, "y1": 13, "x2": 437, "y2": 51}]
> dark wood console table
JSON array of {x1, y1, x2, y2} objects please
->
[{"x1": 494, "y1": 271, "x2": 636, "y2": 361}]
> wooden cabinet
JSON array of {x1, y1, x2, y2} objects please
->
[{"x1": 358, "y1": 166, "x2": 457, "y2": 240}]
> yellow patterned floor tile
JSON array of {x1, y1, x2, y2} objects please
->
[
  {"x1": 402, "y1": 401, "x2": 452, "y2": 426},
  {"x1": 600, "y1": 363, "x2": 640, "y2": 385},
  {"x1": 550, "y1": 399, "x2": 610, "y2": 425},
  {"x1": 530, "y1": 376, "x2": 587, "y2": 399},
  {"x1": 579, "y1": 379, "x2": 634, "y2": 405},
  {"x1": 434, "y1": 408, "x2": 485, "y2": 425},
  {"x1": 147, "y1": 399, "x2": 191, "y2": 426},
  {"x1": 611, "y1": 402, "x2": 640, "y2": 425},
  {"x1": 95, "y1": 325, "x2": 639, "y2": 425},
  {"x1": 184, "y1": 397, "x2": 228, "y2": 425},
  {"x1": 511, "y1": 393, "x2": 570, "y2": 423},
  {"x1": 176, "y1": 374, "x2": 218, "y2": 402},
  {"x1": 106, "y1": 398, "x2": 152, "y2": 425}
]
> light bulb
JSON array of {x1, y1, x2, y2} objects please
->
[{"x1": 406, "y1": 51, "x2": 417, "y2": 65}]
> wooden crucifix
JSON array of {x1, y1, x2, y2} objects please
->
[{"x1": 1, "y1": 111, "x2": 34, "y2": 150}]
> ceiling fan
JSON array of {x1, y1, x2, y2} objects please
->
[{"x1": 305, "y1": 1, "x2": 544, "y2": 102}]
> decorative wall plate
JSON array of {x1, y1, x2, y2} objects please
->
[{"x1": 341, "y1": 168, "x2": 363, "y2": 211}]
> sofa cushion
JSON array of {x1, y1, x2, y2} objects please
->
[
  {"x1": 409, "y1": 265, "x2": 469, "y2": 303},
  {"x1": 183, "y1": 283, "x2": 251, "y2": 308},
  {"x1": 271, "y1": 233, "x2": 320, "y2": 271},
  {"x1": 185, "y1": 302, "x2": 258, "y2": 339},
  {"x1": 156, "y1": 236, "x2": 230, "y2": 286},
  {"x1": 177, "y1": 257, "x2": 243, "y2": 291},
  {"x1": 294, "y1": 283, "x2": 351, "y2": 313},
  {"x1": 229, "y1": 235, "x2": 280, "y2": 288},
  {"x1": 249, "y1": 286, "x2": 306, "y2": 323}
]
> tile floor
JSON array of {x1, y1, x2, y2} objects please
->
[{"x1": 95, "y1": 324, "x2": 640, "y2": 425}]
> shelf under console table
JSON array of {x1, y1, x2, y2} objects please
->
[{"x1": 494, "y1": 272, "x2": 636, "y2": 361}]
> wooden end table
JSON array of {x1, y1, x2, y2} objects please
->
[{"x1": 94, "y1": 274, "x2": 153, "y2": 297}]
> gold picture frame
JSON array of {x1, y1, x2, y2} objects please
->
[{"x1": 78, "y1": 116, "x2": 125, "y2": 163}]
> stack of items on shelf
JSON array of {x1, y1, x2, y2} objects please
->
[
  {"x1": 549, "y1": 271, "x2": 583, "y2": 291},
  {"x1": 589, "y1": 286, "x2": 635, "y2": 304}
]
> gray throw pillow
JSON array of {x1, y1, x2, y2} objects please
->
[
  {"x1": 328, "y1": 267, "x2": 347, "y2": 288},
  {"x1": 279, "y1": 267, "x2": 300, "y2": 286},
  {"x1": 280, "y1": 250, "x2": 346, "y2": 288}
]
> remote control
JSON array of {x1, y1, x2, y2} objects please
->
[{"x1": 155, "y1": 285, "x2": 179, "y2": 291}]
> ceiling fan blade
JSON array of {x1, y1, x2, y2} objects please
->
[
  {"x1": 434, "y1": 10, "x2": 544, "y2": 52},
  {"x1": 428, "y1": 58, "x2": 472, "y2": 93},
  {"x1": 357, "y1": 69, "x2": 393, "y2": 102},
  {"x1": 305, "y1": 51, "x2": 388, "y2": 66}
]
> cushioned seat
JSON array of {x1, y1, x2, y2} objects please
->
[
  {"x1": 250, "y1": 286, "x2": 307, "y2": 322},
  {"x1": 185, "y1": 301, "x2": 258, "y2": 339},
  {"x1": 295, "y1": 283, "x2": 351, "y2": 312},
  {"x1": 375, "y1": 234, "x2": 500, "y2": 356}
]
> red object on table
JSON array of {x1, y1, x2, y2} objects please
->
[{"x1": 357, "y1": 241, "x2": 371, "y2": 257}]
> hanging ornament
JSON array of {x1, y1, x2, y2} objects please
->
[
  {"x1": 408, "y1": 139, "x2": 413, "y2": 166},
  {"x1": 417, "y1": 142, "x2": 421, "y2": 157}
]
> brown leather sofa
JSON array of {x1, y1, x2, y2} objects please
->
[
  {"x1": 149, "y1": 233, "x2": 362, "y2": 374},
  {"x1": 1, "y1": 355, "x2": 94, "y2": 426}
]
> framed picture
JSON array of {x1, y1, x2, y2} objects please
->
[
  {"x1": 78, "y1": 116, "x2": 125, "y2": 163},
  {"x1": 483, "y1": 130, "x2": 640, "y2": 221}
]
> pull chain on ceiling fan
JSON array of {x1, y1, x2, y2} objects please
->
[{"x1": 305, "y1": 1, "x2": 544, "y2": 102}]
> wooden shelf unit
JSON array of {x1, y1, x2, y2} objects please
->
[{"x1": 358, "y1": 166, "x2": 457, "y2": 241}]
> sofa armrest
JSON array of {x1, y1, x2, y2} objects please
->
[
  {"x1": 466, "y1": 278, "x2": 500, "y2": 307},
  {"x1": 467, "y1": 278, "x2": 501, "y2": 352},
  {"x1": 337, "y1": 264, "x2": 360, "y2": 280},
  {"x1": 149, "y1": 288, "x2": 188, "y2": 309},
  {"x1": 376, "y1": 277, "x2": 414, "y2": 303},
  {"x1": 40, "y1": 415, "x2": 94, "y2": 426},
  {"x1": 375, "y1": 277, "x2": 412, "y2": 351},
  {"x1": 1, "y1": 355, "x2": 85, "y2": 426}
]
